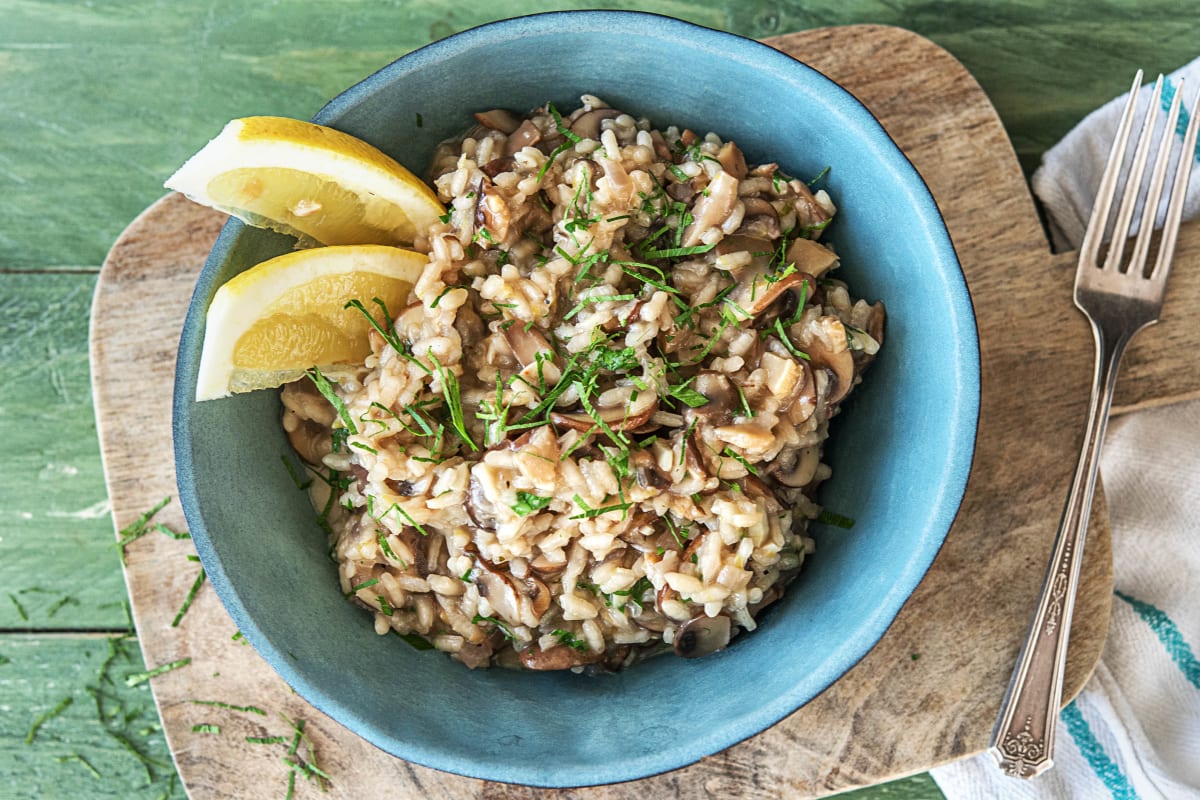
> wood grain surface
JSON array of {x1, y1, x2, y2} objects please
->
[{"x1": 89, "y1": 25, "x2": 1200, "y2": 799}]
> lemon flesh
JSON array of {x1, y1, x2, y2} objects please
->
[
  {"x1": 195, "y1": 244, "x2": 428, "y2": 400},
  {"x1": 166, "y1": 116, "x2": 445, "y2": 246}
]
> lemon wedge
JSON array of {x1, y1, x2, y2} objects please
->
[
  {"x1": 195, "y1": 244, "x2": 428, "y2": 400},
  {"x1": 165, "y1": 116, "x2": 445, "y2": 247}
]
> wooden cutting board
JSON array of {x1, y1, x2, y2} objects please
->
[{"x1": 91, "y1": 25, "x2": 1200, "y2": 799}]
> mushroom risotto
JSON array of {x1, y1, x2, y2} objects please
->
[{"x1": 281, "y1": 96, "x2": 884, "y2": 671}]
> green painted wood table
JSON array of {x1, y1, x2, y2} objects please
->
[{"x1": 3, "y1": 2, "x2": 1197, "y2": 798}]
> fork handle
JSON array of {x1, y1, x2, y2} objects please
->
[{"x1": 989, "y1": 318, "x2": 1135, "y2": 778}]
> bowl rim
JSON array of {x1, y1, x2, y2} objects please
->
[{"x1": 174, "y1": 9, "x2": 981, "y2": 788}]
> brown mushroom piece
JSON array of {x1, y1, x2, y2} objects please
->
[
  {"x1": 568, "y1": 108, "x2": 623, "y2": 140},
  {"x1": 793, "y1": 181, "x2": 832, "y2": 237},
  {"x1": 502, "y1": 325, "x2": 555, "y2": 370},
  {"x1": 519, "y1": 644, "x2": 604, "y2": 671},
  {"x1": 473, "y1": 109, "x2": 523, "y2": 135},
  {"x1": 474, "y1": 182, "x2": 511, "y2": 242},
  {"x1": 806, "y1": 335, "x2": 856, "y2": 405},
  {"x1": 465, "y1": 471, "x2": 498, "y2": 531},
  {"x1": 714, "y1": 234, "x2": 773, "y2": 277},
  {"x1": 737, "y1": 197, "x2": 781, "y2": 240},
  {"x1": 550, "y1": 386, "x2": 658, "y2": 433},
  {"x1": 472, "y1": 557, "x2": 524, "y2": 624},
  {"x1": 480, "y1": 155, "x2": 517, "y2": 179},
  {"x1": 716, "y1": 141, "x2": 748, "y2": 181},
  {"x1": 503, "y1": 119, "x2": 542, "y2": 156},
  {"x1": 748, "y1": 271, "x2": 818, "y2": 329},
  {"x1": 851, "y1": 301, "x2": 887, "y2": 371},
  {"x1": 684, "y1": 372, "x2": 735, "y2": 424},
  {"x1": 768, "y1": 444, "x2": 820, "y2": 488},
  {"x1": 630, "y1": 448, "x2": 671, "y2": 491},
  {"x1": 673, "y1": 614, "x2": 732, "y2": 658},
  {"x1": 728, "y1": 265, "x2": 814, "y2": 322},
  {"x1": 680, "y1": 171, "x2": 740, "y2": 247},
  {"x1": 784, "y1": 237, "x2": 839, "y2": 279},
  {"x1": 521, "y1": 574, "x2": 552, "y2": 621}
]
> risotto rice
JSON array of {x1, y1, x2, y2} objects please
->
[{"x1": 280, "y1": 96, "x2": 885, "y2": 671}]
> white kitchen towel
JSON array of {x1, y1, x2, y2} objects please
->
[{"x1": 930, "y1": 66, "x2": 1200, "y2": 800}]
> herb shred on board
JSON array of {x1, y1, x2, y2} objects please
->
[{"x1": 280, "y1": 96, "x2": 884, "y2": 671}]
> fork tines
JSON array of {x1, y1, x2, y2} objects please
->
[{"x1": 1079, "y1": 70, "x2": 1200, "y2": 280}]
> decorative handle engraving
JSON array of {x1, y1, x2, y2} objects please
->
[{"x1": 989, "y1": 320, "x2": 1132, "y2": 779}]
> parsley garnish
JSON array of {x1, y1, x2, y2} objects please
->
[
  {"x1": 511, "y1": 491, "x2": 552, "y2": 517},
  {"x1": 552, "y1": 629, "x2": 589, "y2": 652},
  {"x1": 816, "y1": 509, "x2": 856, "y2": 529}
]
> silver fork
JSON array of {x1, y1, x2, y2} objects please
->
[{"x1": 990, "y1": 71, "x2": 1200, "y2": 779}]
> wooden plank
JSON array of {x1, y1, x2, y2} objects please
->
[
  {"x1": 2, "y1": 1, "x2": 1198, "y2": 267},
  {"x1": 0, "y1": 272, "x2": 129, "y2": 630},
  {"x1": 0, "y1": 633, "x2": 185, "y2": 799}
]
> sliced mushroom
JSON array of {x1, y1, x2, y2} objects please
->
[
  {"x1": 728, "y1": 266, "x2": 814, "y2": 321},
  {"x1": 504, "y1": 119, "x2": 542, "y2": 156},
  {"x1": 737, "y1": 197, "x2": 781, "y2": 240},
  {"x1": 569, "y1": 108, "x2": 623, "y2": 140},
  {"x1": 793, "y1": 181, "x2": 832, "y2": 237},
  {"x1": 806, "y1": 333, "x2": 856, "y2": 405},
  {"x1": 713, "y1": 234, "x2": 774, "y2": 277},
  {"x1": 480, "y1": 155, "x2": 517, "y2": 179},
  {"x1": 453, "y1": 299, "x2": 485, "y2": 352},
  {"x1": 519, "y1": 643, "x2": 604, "y2": 671},
  {"x1": 551, "y1": 387, "x2": 657, "y2": 433},
  {"x1": 473, "y1": 109, "x2": 523, "y2": 135},
  {"x1": 749, "y1": 271, "x2": 818, "y2": 329},
  {"x1": 473, "y1": 557, "x2": 523, "y2": 625},
  {"x1": 521, "y1": 574, "x2": 552, "y2": 621},
  {"x1": 502, "y1": 325, "x2": 554, "y2": 370},
  {"x1": 673, "y1": 614, "x2": 732, "y2": 658},
  {"x1": 465, "y1": 471, "x2": 498, "y2": 530},
  {"x1": 769, "y1": 444, "x2": 820, "y2": 488},
  {"x1": 688, "y1": 372, "x2": 734, "y2": 417},
  {"x1": 851, "y1": 301, "x2": 887, "y2": 371},
  {"x1": 716, "y1": 141, "x2": 748, "y2": 180},
  {"x1": 474, "y1": 182, "x2": 510, "y2": 242},
  {"x1": 784, "y1": 237, "x2": 839, "y2": 278},
  {"x1": 681, "y1": 171, "x2": 740, "y2": 247},
  {"x1": 631, "y1": 448, "x2": 671, "y2": 490},
  {"x1": 649, "y1": 129, "x2": 672, "y2": 160}
]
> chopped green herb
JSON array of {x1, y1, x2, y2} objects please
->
[
  {"x1": 552, "y1": 629, "x2": 589, "y2": 652},
  {"x1": 124, "y1": 657, "x2": 192, "y2": 688},
  {"x1": 345, "y1": 578, "x2": 380, "y2": 598},
  {"x1": 377, "y1": 594, "x2": 394, "y2": 616},
  {"x1": 638, "y1": 242, "x2": 714, "y2": 260},
  {"x1": 8, "y1": 593, "x2": 27, "y2": 621},
  {"x1": 570, "y1": 494, "x2": 633, "y2": 520},
  {"x1": 47, "y1": 595, "x2": 78, "y2": 618},
  {"x1": 191, "y1": 724, "x2": 221, "y2": 735},
  {"x1": 305, "y1": 368, "x2": 358, "y2": 434},
  {"x1": 395, "y1": 631, "x2": 434, "y2": 650},
  {"x1": 189, "y1": 699, "x2": 267, "y2": 715},
  {"x1": 472, "y1": 614, "x2": 516, "y2": 640},
  {"x1": 280, "y1": 455, "x2": 313, "y2": 490},
  {"x1": 415, "y1": 112, "x2": 424, "y2": 128},
  {"x1": 511, "y1": 491, "x2": 552, "y2": 517},
  {"x1": 772, "y1": 318, "x2": 810, "y2": 360},
  {"x1": 376, "y1": 530, "x2": 403, "y2": 565},
  {"x1": 171, "y1": 568, "x2": 207, "y2": 627},
  {"x1": 816, "y1": 509, "x2": 856, "y2": 529},
  {"x1": 610, "y1": 576, "x2": 654, "y2": 609},
  {"x1": 25, "y1": 695, "x2": 73, "y2": 744},
  {"x1": 246, "y1": 735, "x2": 289, "y2": 745},
  {"x1": 807, "y1": 165, "x2": 831, "y2": 186},
  {"x1": 58, "y1": 752, "x2": 101, "y2": 779},
  {"x1": 668, "y1": 383, "x2": 709, "y2": 409},
  {"x1": 428, "y1": 352, "x2": 478, "y2": 451}
]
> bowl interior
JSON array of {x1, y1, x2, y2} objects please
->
[{"x1": 174, "y1": 10, "x2": 978, "y2": 788}]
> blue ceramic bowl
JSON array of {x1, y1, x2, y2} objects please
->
[{"x1": 174, "y1": 10, "x2": 979, "y2": 788}]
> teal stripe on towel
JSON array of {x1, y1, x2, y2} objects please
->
[
  {"x1": 1062, "y1": 701, "x2": 1140, "y2": 800},
  {"x1": 1161, "y1": 79, "x2": 1200, "y2": 162},
  {"x1": 1116, "y1": 590, "x2": 1200, "y2": 690}
]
